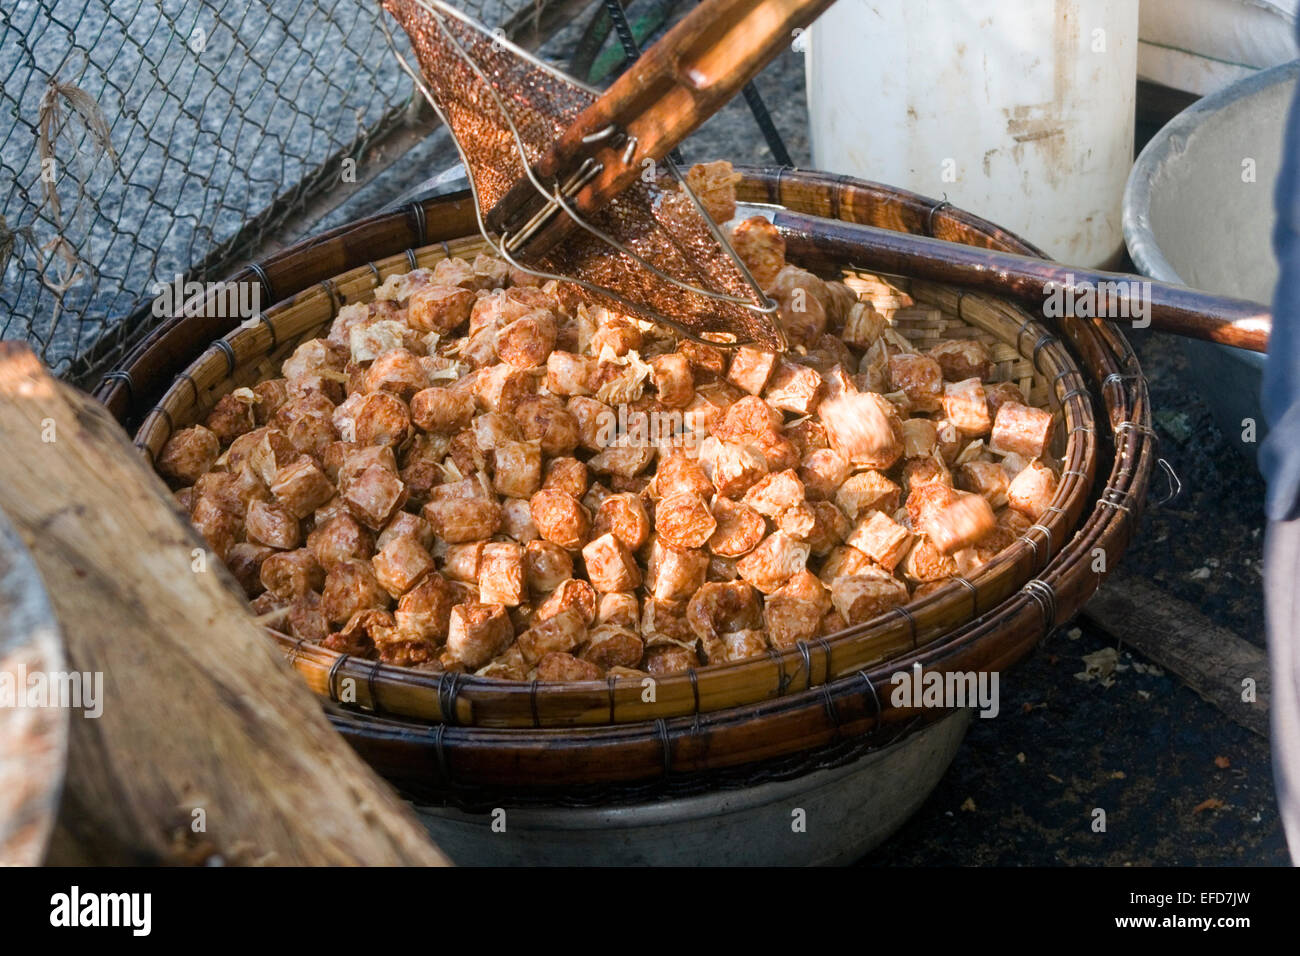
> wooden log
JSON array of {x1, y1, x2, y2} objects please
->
[
  {"x1": 0, "y1": 507, "x2": 67, "y2": 866},
  {"x1": 0, "y1": 343, "x2": 447, "y2": 865},
  {"x1": 1083, "y1": 569, "x2": 1269, "y2": 738}
]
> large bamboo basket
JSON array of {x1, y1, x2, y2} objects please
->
[
  {"x1": 128, "y1": 196, "x2": 1097, "y2": 730},
  {"x1": 99, "y1": 168, "x2": 1155, "y2": 791}
]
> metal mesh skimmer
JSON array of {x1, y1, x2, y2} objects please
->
[{"x1": 381, "y1": 0, "x2": 784, "y2": 349}]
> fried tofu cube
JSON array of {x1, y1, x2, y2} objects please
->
[
  {"x1": 989, "y1": 401, "x2": 1055, "y2": 459},
  {"x1": 477, "y1": 541, "x2": 526, "y2": 606},
  {"x1": 764, "y1": 361, "x2": 824, "y2": 415},
  {"x1": 928, "y1": 338, "x2": 994, "y2": 382},
  {"x1": 699, "y1": 437, "x2": 767, "y2": 499},
  {"x1": 260, "y1": 548, "x2": 325, "y2": 602},
  {"x1": 650, "y1": 352, "x2": 695, "y2": 408},
  {"x1": 445, "y1": 603, "x2": 514, "y2": 669},
  {"x1": 1006, "y1": 459, "x2": 1058, "y2": 521},
  {"x1": 341, "y1": 463, "x2": 407, "y2": 530},
  {"x1": 535, "y1": 651, "x2": 603, "y2": 682},
  {"x1": 516, "y1": 607, "x2": 587, "y2": 665},
  {"x1": 956, "y1": 460, "x2": 1010, "y2": 507},
  {"x1": 529, "y1": 489, "x2": 591, "y2": 550},
  {"x1": 535, "y1": 577, "x2": 598, "y2": 625},
  {"x1": 742, "y1": 469, "x2": 805, "y2": 518},
  {"x1": 322, "y1": 558, "x2": 391, "y2": 626},
  {"x1": 492, "y1": 440, "x2": 542, "y2": 499},
  {"x1": 707, "y1": 498, "x2": 766, "y2": 557},
  {"x1": 942, "y1": 378, "x2": 992, "y2": 437},
  {"x1": 820, "y1": 391, "x2": 902, "y2": 469},
  {"x1": 421, "y1": 496, "x2": 502, "y2": 543},
  {"x1": 646, "y1": 538, "x2": 710, "y2": 601},
  {"x1": 595, "y1": 593, "x2": 641, "y2": 629},
  {"x1": 410, "y1": 386, "x2": 475, "y2": 434},
  {"x1": 395, "y1": 572, "x2": 458, "y2": 643},
  {"x1": 735, "y1": 531, "x2": 810, "y2": 594},
  {"x1": 834, "y1": 470, "x2": 900, "y2": 521},
  {"x1": 524, "y1": 540, "x2": 573, "y2": 594},
  {"x1": 245, "y1": 499, "x2": 301, "y2": 551},
  {"x1": 271, "y1": 456, "x2": 336, "y2": 519},
  {"x1": 685, "y1": 160, "x2": 742, "y2": 223},
  {"x1": 764, "y1": 571, "x2": 832, "y2": 649},
  {"x1": 727, "y1": 346, "x2": 779, "y2": 395},
  {"x1": 407, "y1": 284, "x2": 475, "y2": 334},
  {"x1": 372, "y1": 534, "x2": 436, "y2": 598},
  {"x1": 798, "y1": 448, "x2": 851, "y2": 501},
  {"x1": 580, "y1": 624, "x2": 644, "y2": 669},
  {"x1": 729, "y1": 215, "x2": 786, "y2": 288},
  {"x1": 846, "y1": 510, "x2": 915, "y2": 572},
  {"x1": 581, "y1": 532, "x2": 642, "y2": 593},
  {"x1": 888, "y1": 353, "x2": 944, "y2": 412},
  {"x1": 830, "y1": 569, "x2": 910, "y2": 624}
]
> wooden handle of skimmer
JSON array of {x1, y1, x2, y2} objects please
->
[
  {"x1": 489, "y1": 0, "x2": 834, "y2": 256},
  {"x1": 774, "y1": 210, "x2": 1272, "y2": 353}
]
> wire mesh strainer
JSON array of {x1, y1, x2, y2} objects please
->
[{"x1": 382, "y1": 0, "x2": 789, "y2": 348}]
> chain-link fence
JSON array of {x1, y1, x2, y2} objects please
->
[
  {"x1": 0, "y1": 0, "x2": 552, "y2": 385},
  {"x1": 0, "y1": 0, "x2": 794, "y2": 386}
]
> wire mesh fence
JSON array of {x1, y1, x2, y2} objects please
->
[
  {"x1": 0, "y1": 0, "x2": 545, "y2": 385},
  {"x1": 0, "y1": 0, "x2": 795, "y2": 387}
]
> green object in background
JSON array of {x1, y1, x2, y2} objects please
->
[{"x1": 569, "y1": 0, "x2": 680, "y2": 86}]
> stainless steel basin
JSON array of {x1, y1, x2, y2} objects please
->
[
  {"x1": 1123, "y1": 61, "x2": 1296, "y2": 456},
  {"x1": 414, "y1": 709, "x2": 971, "y2": 866}
]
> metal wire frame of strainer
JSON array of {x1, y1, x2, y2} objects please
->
[{"x1": 380, "y1": 0, "x2": 785, "y2": 350}]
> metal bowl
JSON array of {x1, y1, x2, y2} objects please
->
[
  {"x1": 1123, "y1": 61, "x2": 1298, "y2": 456},
  {"x1": 411, "y1": 710, "x2": 971, "y2": 866}
]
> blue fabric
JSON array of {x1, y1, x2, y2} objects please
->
[{"x1": 1260, "y1": 22, "x2": 1300, "y2": 521}]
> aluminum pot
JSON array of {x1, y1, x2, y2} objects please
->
[
  {"x1": 411, "y1": 709, "x2": 971, "y2": 866},
  {"x1": 1123, "y1": 60, "x2": 1298, "y2": 458}
]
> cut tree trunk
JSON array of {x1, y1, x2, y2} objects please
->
[{"x1": 0, "y1": 343, "x2": 446, "y2": 865}]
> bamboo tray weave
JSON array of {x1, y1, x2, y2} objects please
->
[
  {"x1": 102, "y1": 169, "x2": 1155, "y2": 789},
  {"x1": 132, "y1": 227, "x2": 1096, "y2": 730}
]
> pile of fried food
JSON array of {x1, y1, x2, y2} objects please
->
[{"x1": 155, "y1": 162, "x2": 1059, "y2": 682}]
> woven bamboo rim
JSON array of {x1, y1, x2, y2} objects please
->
[
  {"x1": 133, "y1": 217, "x2": 1097, "y2": 730},
  {"x1": 102, "y1": 169, "x2": 1156, "y2": 788}
]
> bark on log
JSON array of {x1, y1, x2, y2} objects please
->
[{"x1": 0, "y1": 343, "x2": 446, "y2": 865}]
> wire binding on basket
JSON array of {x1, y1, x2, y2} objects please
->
[
  {"x1": 953, "y1": 576, "x2": 979, "y2": 616},
  {"x1": 925, "y1": 198, "x2": 952, "y2": 237},
  {"x1": 431, "y1": 722, "x2": 450, "y2": 784},
  {"x1": 857, "y1": 670, "x2": 882, "y2": 739},
  {"x1": 100, "y1": 369, "x2": 134, "y2": 404},
  {"x1": 437, "y1": 670, "x2": 463, "y2": 726},
  {"x1": 655, "y1": 718, "x2": 672, "y2": 776},
  {"x1": 795, "y1": 639, "x2": 814, "y2": 690},
  {"x1": 1032, "y1": 334, "x2": 1056, "y2": 374},
  {"x1": 246, "y1": 260, "x2": 275, "y2": 307},
  {"x1": 1022, "y1": 579, "x2": 1058, "y2": 632},
  {"x1": 256, "y1": 312, "x2": 279, "y2": 350},
  {"x1": 405, "y1": 200, "x2": 428, "y2": 247},
  {"x1": 822, "y1": 684, "x2": 843, "y2": 736},
  {"x1": 211, "y1": 338, "x2": 236, "y2": 377},
  {"x1": 368, "y1": 660, "x2": 384, "y2": 715},
  {"x1": 769, "y1": 646, "x2": 794, "y2": 696},
  {"x1": 318, "y1": 278, "x2": 342, "y2": 320},
  {"x1": 892, "y1": 603, "x2": 918, "y2": 650}
]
